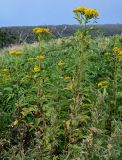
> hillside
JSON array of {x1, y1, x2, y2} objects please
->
[{"x1": 0, "y1": 24, "x2": 122, "y2": 48}]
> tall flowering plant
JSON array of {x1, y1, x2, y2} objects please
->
[
  {"x1": 73, "y1": 6, "x2": 99, "y2": 27},
  {"x1": 62, "y1": 7, "x2": 99, "y2": 158},
  {"x1": 33, "y1": 27, "x2": 51, "y2": 48}
]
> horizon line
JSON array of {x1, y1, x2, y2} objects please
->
[{"x1": 0, "y1": 23, "x2": 122, "y2": 28}]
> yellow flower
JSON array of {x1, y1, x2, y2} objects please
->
[
  {"x1": 113, "y1": 47, "x2": 122, "y2": 56},
  {"x1": 45, "y1": 77, "x2": 49, "y2": 81},
  {"x1": 33, "y1": 27, "x2": 49, "y2": 34},
  {"x1": 15, "y1": 51, "x2": 23, "y2": 55},
  {"x1": 73, "y1": 6, "x2": 99, "y2": 18},
  {"x1": 33, "y1": 65, "x2": 40, "y2": 73},
  {"x1": 9, "y1": 50, "x2": 23, "y2": 56},
  {"x1": 2, "y1": 69, "x2": 9, "y2": 73},
  {"x1": 36, "y1": 55, "x2": 45, "y2": 60},
  {"x1": 64, "y1": 76, "x2": 71, "y2": 81},
  {"x1": 27, "y1": 58, "x2": 35, "y2": 61},
  {"x1": 58, "y1": 60, "x2": 65, "y2": 67},
  {"x1": 98, "y1": 80, "x2": 108, "y2": 87},
  {"x1": 118, "y1": 51, "x2": 122, "y2": 56},
  {"x1": 9, "y1": 50, "x2": 15, "y2": 55}
]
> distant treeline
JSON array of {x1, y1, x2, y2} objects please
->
[{"x1": 0, "y1": 24, "x2": 122, "y2": 48}]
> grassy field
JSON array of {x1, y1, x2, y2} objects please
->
[
  {"x1": 0, "y1": 34, "x2": 122, "y2": 160},
  {"x1": 0, "y1": 6, "x2": 122, "y2": 160}
]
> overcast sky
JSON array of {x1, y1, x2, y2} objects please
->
[{"x1": 0, "y1": 0, "x2": 122, "y2": 26}]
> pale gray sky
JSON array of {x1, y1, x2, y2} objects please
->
[{"x1": 0, "y1": 0, "x2": 122, "y2": 26}]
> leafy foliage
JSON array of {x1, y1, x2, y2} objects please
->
[
  {"x1": 0, "y1": 33, "x2": 122, "y2": 160},
  {"x1": 0, "y1": 29, "x2": 17, "y2": 48}
]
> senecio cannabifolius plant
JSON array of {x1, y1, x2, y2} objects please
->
[{"x1": 62, "y1": 6, "x2": 99, "y2": 159}]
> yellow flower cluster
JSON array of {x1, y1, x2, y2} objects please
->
[
  {"x1": 36, "y1": 55, "x2": 45, "y2": 60},
  {"x1": 64, "y1": 76, "x2": 71, "y2": 81},
  {"x1": 27, "y1": 55, "x2": 45, "y2": 61},
  {"x1": 9, "y1": 50, "x2": 23, "y2": 56},
  {"x1": 2, "y1": 69, "x2": 9, "y2": 73},
  {"x1": 27, "y1": 58, "x2": 35, "y2": 61},
  {"x1": 73, "y1": 6, "x2": 99, "y2": 18},
  {"x1": 33, "y1": 27, "x2": 49, "y2": 34},
  {"x1": 58, "y1": 60, "x2": 65, "y2": 67},
  {"x1": 33, "y1": 65, "x2": 40, "y2": 73},
  {"x1": 98, "y1": 80, "x2": 108, "y2": 87},
  {"x1": 113, "y1": 47, "x2": 122, "y2": 56}
]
